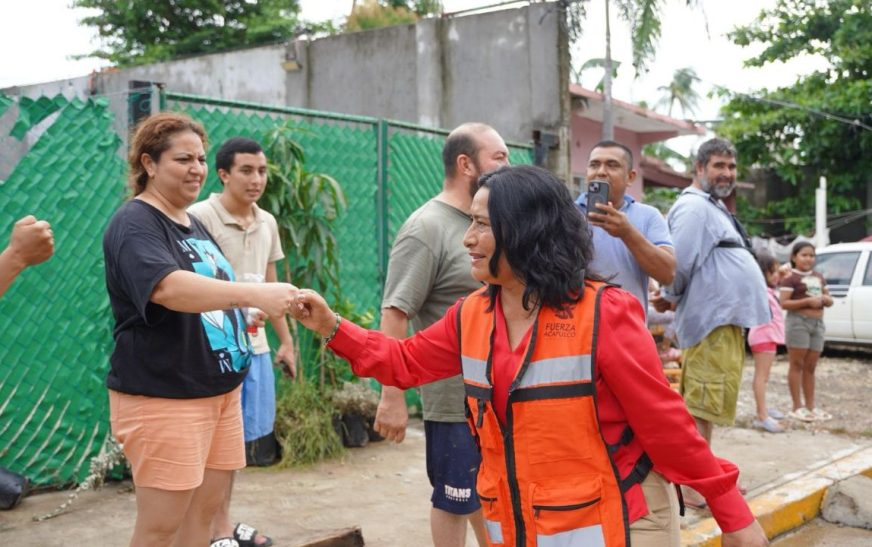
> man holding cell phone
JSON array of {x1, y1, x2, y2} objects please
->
[{"x1": 575, "y1": 140, "x2": 675, "y2": 313}]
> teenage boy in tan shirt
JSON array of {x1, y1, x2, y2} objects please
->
[{"x1": 190, "y1": 137, "x2": 294, "y2": 547}]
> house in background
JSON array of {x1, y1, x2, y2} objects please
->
[{"x1": 568, "y1": 84, "x2": 703, "y2": 198}]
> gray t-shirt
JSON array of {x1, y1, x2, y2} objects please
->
[{"x1": 382, "y1": 199, "x2": 481, "y2": 421}]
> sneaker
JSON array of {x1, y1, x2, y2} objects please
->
[
  {"x1": 768, "y1": 408, "x2": 785, "y2": 420},
  {"x1": 787, "y1": 407, "x2": 816, "y2": 422},
  {"x1": 752, "y1": 416, "x2": 784, "y2": 433},
  {"x1": 810, "y1": 407, "x2": 832, "y2": 421}
]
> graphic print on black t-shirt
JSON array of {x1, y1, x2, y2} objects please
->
[{"x1": 179, "y1": 236, "x2": 252, "y2": 373}]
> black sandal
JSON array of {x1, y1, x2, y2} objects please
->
[{"x1": 234, "y1": 522, "x2": 274, "y2": 547}]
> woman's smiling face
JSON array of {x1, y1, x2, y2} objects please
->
[{"x1": 463, "y1": 188, "x2": 513, "y2": 286}]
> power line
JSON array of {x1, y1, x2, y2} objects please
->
[
  {"x1": 690, "y1": 80, "x2": 872, "y2": 132},
  {"x1": 742, "y1": 208, "x2": 872, "y2": 226}
]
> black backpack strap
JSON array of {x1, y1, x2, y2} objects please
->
[
  {"x1": 686, "y1": 192, "x2": 755, "y2": 255},
  {"x1": 606, "y1": 426, "x2": 653, "y2": 492},
  {"x1": 606, "y1": 425, "x2": 634, "y2": 455},
  {"x1": 620, "y1": 452, "x2": 653, "y2": 493}
]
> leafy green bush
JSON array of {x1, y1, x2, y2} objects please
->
[{"x1": 275, "y1": 380, "x2": 344, "y2": 467}]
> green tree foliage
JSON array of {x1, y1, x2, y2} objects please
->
[
  {"x1": 718, "y1": 0, "x2": 872, "y2": 234},
  {"x1": 642, "y1": 186, "x2": 680, "y2": 215},
  {"x1": 73, "y1": 0, "x2": 302, "y2": 65},
  {"x1": 345, "y1": 0, "x2": 441, "y2": 32},
  {"x1": 386, "y1": 0, "x2": 442, "y2": 16}
]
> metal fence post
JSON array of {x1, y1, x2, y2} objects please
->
[{"x1": 375, "y1": 119, "x2": 390, "y2": 290}]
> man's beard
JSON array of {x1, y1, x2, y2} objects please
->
[
  {"x1": 700, "y1": 174, "x2": 736, "y2": 199},
  {"x1": 468, "y1": 159, "x2": 484, "y2": 198}
]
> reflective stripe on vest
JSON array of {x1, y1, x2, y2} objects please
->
[
  {"x1": 536, "y1": 525, "x2": 606, "y2": 547},
  {"x1": 462, "y1": 356, "x2": 489, "y2": 386},
  {"x1": 459, "y1": 283, "x2": 632, "y2": 547},
  {"x1": 515, "y1": 354, "x2": 592, "y2": 389},
  {"x1": 486, "y1": 519, "x2": 505, "y2": 544}
]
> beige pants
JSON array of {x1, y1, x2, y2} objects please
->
[{"x1": 629, "y1": 471, "x2": 681, "y2": 547}]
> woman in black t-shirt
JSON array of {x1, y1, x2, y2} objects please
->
[{"x1": 103, "y1": 113, "x2": 296, "y2": 546}]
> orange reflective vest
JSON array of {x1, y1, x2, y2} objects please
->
[{"x1": 460, "y1": 282, "x2": 651, "y2": 547}]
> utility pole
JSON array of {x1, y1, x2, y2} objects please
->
[
  {"x1": 815, "y1": 176, "x2": 829, "y2": 248},
  {"x1": 601, "y1": 0, "x2": 614, "y2": 140}
]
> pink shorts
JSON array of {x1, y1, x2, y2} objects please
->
[
  {"x1": 750, "y1": 342, "x2": 777, "y2": 354},
  {"x1": 109, "y1": 386, "x2": 245, "y2": 491}
]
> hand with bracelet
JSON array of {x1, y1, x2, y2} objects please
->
[{"x1": 292, "y1": 288, "x2": 341, "y2": 342}]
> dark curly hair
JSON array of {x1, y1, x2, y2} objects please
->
[{"x1": 477, "y1": 165, "x2": 598, "y2": 312}]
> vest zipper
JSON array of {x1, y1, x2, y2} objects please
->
[
  {"x1": 502, "y1": 317, "x2": 539, "y2": 547},
  {"x1": 479, "y1": 494, "x2": 497, "y2": 511},
  {"x1": 533, "y1": 497, "x2": 601, "y2": 519},
  {"x1": 503, "y1": 401, "x2": 525, "y2": 547}
]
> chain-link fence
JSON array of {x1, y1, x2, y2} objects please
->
[{"x1": 0, "y1": 89, "x2": 533, "y2": 486}]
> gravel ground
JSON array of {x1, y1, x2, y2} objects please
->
[{"x1": 733, "y1": 344, "x2": 872, "y2": 437}]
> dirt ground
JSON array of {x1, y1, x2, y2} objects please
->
[{"x1": 1, "y1": 346, "x2": 870, "y2": 546}]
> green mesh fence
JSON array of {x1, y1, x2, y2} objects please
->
[
  {"x1": 0, "y1": 90, "x2": 532, "y2": 486},
  {"x1": 0, "y1": 97, "x2": 125, "y2": 486},
  {"x1": 387, "y1": 126, "x2": 534, "y2": 243}
]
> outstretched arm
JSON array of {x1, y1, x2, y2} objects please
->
[
  {"x1": 151, "y1": 270, "x2": 297, "y2": 318},
  {"x1": 292, "y1": 289, "x2": 461, "y2": 389},
  {"x1": 597, "y1": 288, "x2": 762, "y2": 537}
]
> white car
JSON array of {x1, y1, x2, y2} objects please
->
[{"x1": 814, "y1": 242, "x2": 872, "y2": 345}]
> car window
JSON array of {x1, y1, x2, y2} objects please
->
[
  {"x1": 815, "y1": 252, "x2": 860, "y2": 286},
  {"x1": 864, "y1": 254, "x2": 872, "y2": 286}
]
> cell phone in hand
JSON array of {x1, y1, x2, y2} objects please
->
[{"x1": 586, "y1": 180, "x2": 611, "y2": 216}]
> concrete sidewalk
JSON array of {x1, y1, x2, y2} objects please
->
[
  {"x1": 1, "y1": 422, "x2": 870, "y2": 545},
  {"x1": 681, "y1": 427, "x2": 872, "y2": 546}
]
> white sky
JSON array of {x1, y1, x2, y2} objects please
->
[{"x1": 1, "y1": 0, "x2": 826, "y2": 142}]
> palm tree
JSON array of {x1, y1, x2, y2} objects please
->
[
  {"x1": 657, "y1": 67, "x2": 701, "y2": 117},
  {"x1": 569, "y1": 0, "x2": 702, "y2": 139}
]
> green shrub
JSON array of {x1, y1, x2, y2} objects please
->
[{"x1": 274, "y1": 380, "x2": 344, "y2": 467}]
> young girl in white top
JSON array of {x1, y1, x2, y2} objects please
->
[{"x1": 748, "y1": 253, "x2": 786, "y2": 433}]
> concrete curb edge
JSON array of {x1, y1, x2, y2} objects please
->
[{"x1": 681, "y1": 444, "x2": 872, "y2": 546}]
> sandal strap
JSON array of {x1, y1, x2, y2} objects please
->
[
  {"x1": 210, "y1": 538, "x2": 240, "y2": 547},
  {"x1": 235, "y1": 522, "x2": 257, "y2": 542}
]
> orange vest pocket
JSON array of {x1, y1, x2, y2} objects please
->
[
  {"x1": 530, "y1": 476, "x2": 604, "y2": 538},
  {"x1": 477, "y1": 471, "x2": 509, "y2": 545}
]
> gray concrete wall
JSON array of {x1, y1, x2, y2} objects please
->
[
  {"x1": 2, "y1": 2, "x2": 569, "y2": 176},
  {"x1": 283, "y1": 2, "x2": 565, "y2": 145}
]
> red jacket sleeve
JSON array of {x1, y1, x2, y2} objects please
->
[
  {"x1": 327, "y1": 301, "x2": 463, "y2": 389},
  {"x1": 596, "y1": 287, "x2": 754, "y2": 533}
]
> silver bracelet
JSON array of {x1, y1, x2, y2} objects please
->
[{"x1": 323, "y1": 313, "x2": 341, "y2": 343}]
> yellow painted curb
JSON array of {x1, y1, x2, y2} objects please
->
[{"x1": 681, "y1": 445, "x2": 872, "y2": 546}]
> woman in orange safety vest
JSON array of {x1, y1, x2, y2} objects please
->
[{"x1": 291, "y1": 165, "x2": 767, "y2": 547}]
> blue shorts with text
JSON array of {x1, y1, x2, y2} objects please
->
[{"x1": 425, "y1": 420, "x2": 481, "y2": 515}]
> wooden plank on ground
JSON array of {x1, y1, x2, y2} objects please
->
[{"x1": 294, "y1": 526, "x2": 365, "y2": 547}]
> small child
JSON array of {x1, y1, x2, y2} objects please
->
[{"x1": 748, "y1": 253, "x2": 786, "y2": 433}]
